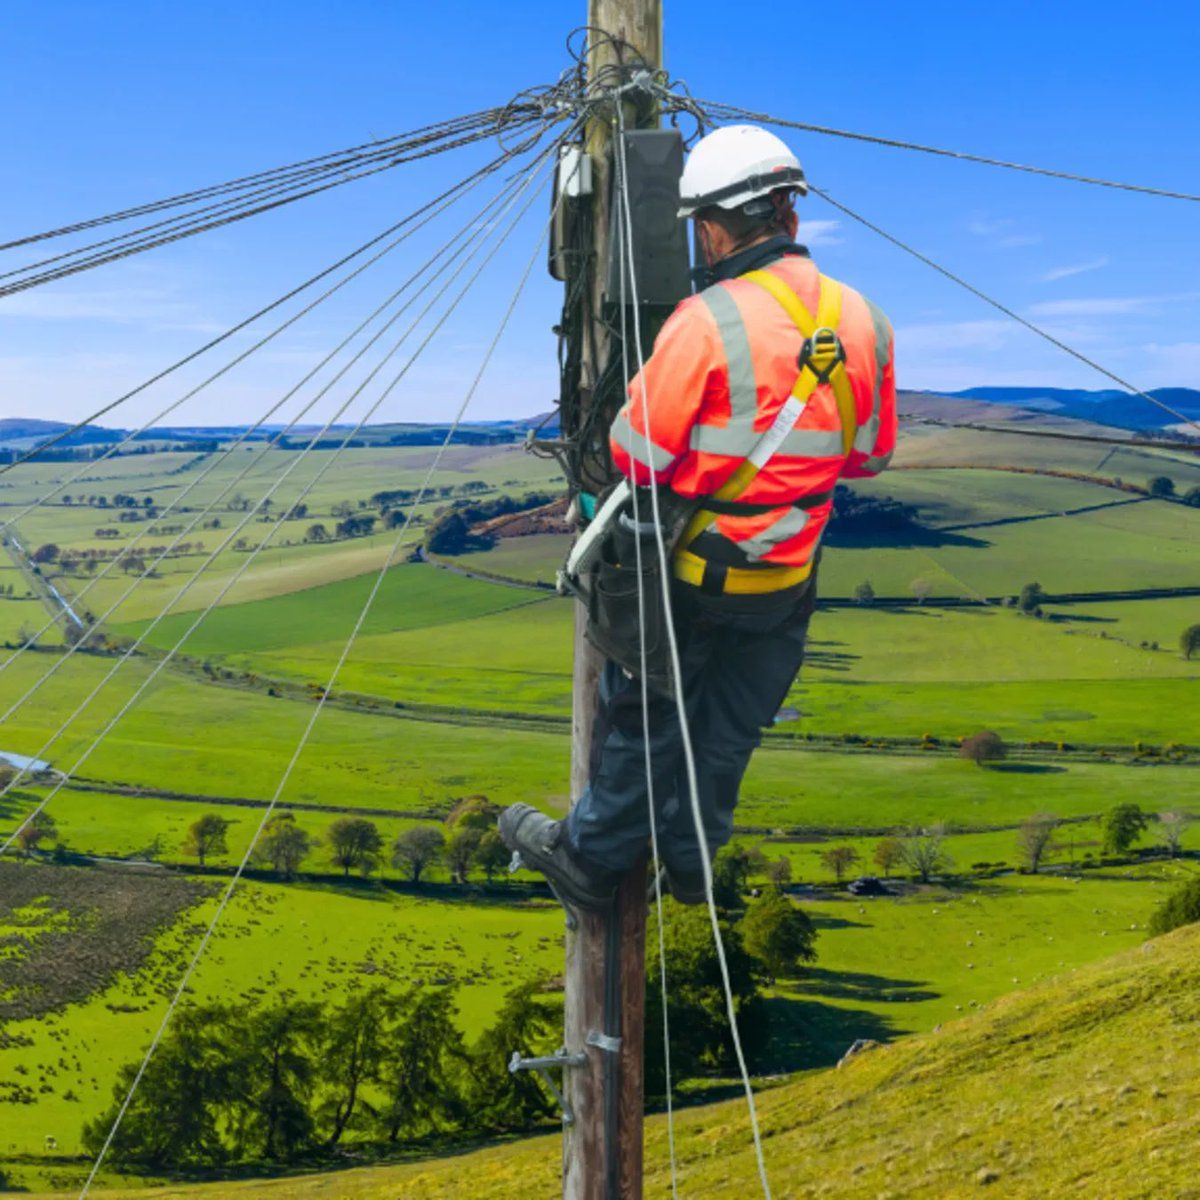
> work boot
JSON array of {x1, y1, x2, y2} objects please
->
[
  {"x1": 498, "y1": 803, "x2": 619, "y2": 912},
  {"x1": 647, "y1": 864, "x2": 708, "y2": 906}
]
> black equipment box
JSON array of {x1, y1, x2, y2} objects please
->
[{"x1": 605, "y1": 130, "x2": 690, "y2": 309}]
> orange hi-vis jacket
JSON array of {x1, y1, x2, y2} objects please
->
[{"x1": 609, "y1": 253, "x2": 896, "y2": 584}]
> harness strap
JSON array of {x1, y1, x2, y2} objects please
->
[
  {"x1": 743, "y1": 269, "x2": 859, "y2": 457},
  {"x1": 674, "y1": 271, "x2": 853, "y2": 587}
]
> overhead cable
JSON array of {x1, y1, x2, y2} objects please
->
[
  {"x1": 612, "y1": 188, "x2": 680, "y2": 1200},
  {"x1": 0, "y1": 119, "x2": 540, "y2": 299},
  {"x1": 899, "y1": 413, "x2": 1200, "y2": 454},
  {"x1": 0, "y1": 141, "x2": 538, "y2": 481},
  {"x1": 613, "y1": 106, "x2": 774, "y2": 1199},
  {"x1": 0, "y1": 111, "x2": 517, "y2": 252},
  {"x1": 0, "y1": 136, "x2": 563, "y2": 850},
  {"x1": 701, "y1": 100, "x2": 1200, "y2": 202},
  {"x1": 0, "y1": 154, "x2": 540, "y2": 698},
  {"x1": 811, "y1": 184, "x2": 1200, "y2": 438},
  {"x1": 75, "y1": 144, "x2": 564, "y2": 1200}
]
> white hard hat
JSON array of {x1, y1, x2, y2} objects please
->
[{"x1": 677, "y1": 125, "x2": 807, "y2": 219}]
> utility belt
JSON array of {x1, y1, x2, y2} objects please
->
[
  {"x1": 559, "y1": 268, "x2": 856, "y2": 697},
  {"x1": 672, "y1": 490, "x2": 832, "y2": 596}
]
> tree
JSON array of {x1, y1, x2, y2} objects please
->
[
  {"x1": 766, "y1": 856, "x2": 793, "y2": 891},
  {"x1": 376, "y1": 988, "x2": 468, "y2": 1142},
  {"x1": 82, "y1": 1005, "x2": 239, "y2": 1166},
  {"x1": 427, "y1": 511, "x2": 473, "y2": 555},
  {"x1": 710, "y1": 844, "x2": 766, "y2": 911},
  {"x1": 644, "y1": 906, "x2": 764, "y2": 1096},
  {"x1": 30, "y1": 543, "x2": 60, "y2": 564},
  {"x1": 445, "y1": 825, "x2": 483, "y2": 884},
  {"x1": 1148, "y1": 877, "x2": 1200, "y2": 937},
  {"x1": 909, "y1": 577, "x2": 932, "y2": 604},
  {"x1": 1156, "y1": 810, "x2": 1191, "y2": 858},
  {"x1": 474, "y1": 830, "x2": 511, "y2": 882},
  {"x1": 1016, "y1": 813, "x2": 1060, "y2": 873},
  {"x1": 1182, "y1": 485, "x2": 1200, "y2": 508},
  {"x1": 1180, "y1": 624, "x2": 1200, "y2": 660},
  {"x1": 1101, "y1": 803, "x2": 1148, "y2": 857},
  {"x1": 853, "y1": 579, "x2": 876, "y2": 606},
  {"x1": 820, "y1": 844, "x2": 860, "y2": 883},
  {"x1": 1018, "y1": 581, "x2": 1046, "y2": 614},
  {"x1": 182, "y1": 814, "x2": 232, "y2": 867},
  {"x1": 16, "y1": 811, "x2": 57, "y2": 856},
  {"x1": 391, "y1": 825, "x2": 444, "y2": 884},
  {"x1": 470, "y1": 982, "x2": 558, "y2": 1129},
  {"x1": 873, "y1": 836, "x2": 904, "y2": 878},
  {"x1": 327, "y1": 817, "x2": 383, "y2": 877},
  {"x1": 960, "y1": 730, "x2": 1007, "y2": 767},
  {"x1": 901, "y1": 825, "x2": 952, "y2": 883},
  {"x1": 304, "y1": 523, "x2": 330, "y2": 543},
  {"x1": 258, "y1": 813, "x2": 313, "y2": 879},
  {"x1": 446, "y1": 793, "x2": 500, "y2": 832},
  {"x1": 321, "y1": 987, "x2": 387, "y2": 1148},
  {"x1": 740, "y1": 891, "x2": 818, "y2": 982},
  {"x1": 1148, "y1": 475, "x2": 1175, "y2": 497},
  {"x1": 236, "y1": 1002, "x2": 323, "y2": 1160}
]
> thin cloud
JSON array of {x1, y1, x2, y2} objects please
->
[
  {"x1": 1039, "y1": 256, "x2": 1109, "y2": 283},
  {"x1": 800, "y1": 219, "x2": 842, "y2": 247},
  {"x1": 967, "y1": 214, "x2": 1040, "y2": 249},
  {"x1": 1028, "y1": 292, "x2": 1199, "y2": 318}
]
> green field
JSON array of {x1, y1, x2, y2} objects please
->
[
  {"x1": 469, "y1": 468, "x2": 1200, "y2": 599},
  {"x1": 43, "y1": 921, "x2": 1197, "y2": 1199},
  {"x1": 2, "y1": 425, "x2": 1199, "y2": 1193},
  {"x1": 0, "y1": 866, "x2": 566, "y2": 1160}
]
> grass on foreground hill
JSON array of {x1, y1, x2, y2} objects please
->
[{"x1": 50, "y1": 921, "x2": 1200, "y2": 1200}]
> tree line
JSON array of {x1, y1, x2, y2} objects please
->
[
  {"x1": 83, "y1": 847, "x2": 823, "y2": 1170},
  {"x1": 83, "y1": 981, "x2": 560, "y2": 1169}
]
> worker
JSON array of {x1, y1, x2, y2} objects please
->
[{"x1": 500, "y1": 125, "x2": 897, "y2": 910}]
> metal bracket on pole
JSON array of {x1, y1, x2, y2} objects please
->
[
  {"x1": 586, "y1": 1029, "x2": 622, "y2": 1054},
  {"x1": 509, "y1": 1047, "x2": 589, "y2": 1125}
]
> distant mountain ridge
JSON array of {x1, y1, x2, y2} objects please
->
[
  {"x1": 945, "y1": 386, "x2": 1200, "y2": 432},
  {"x1": 0, "y1": 414, "x2": 560, "y2": 452}
]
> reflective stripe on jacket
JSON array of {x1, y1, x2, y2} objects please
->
[{"x1": 609, "y1": 254, "x2": 897, "y2": 570}]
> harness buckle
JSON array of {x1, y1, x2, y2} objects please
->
[{"x1": 798, "y1": 327, "x2": 845, "y2": 385}]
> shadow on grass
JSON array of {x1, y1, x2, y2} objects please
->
[
  {"x1": 809, "y1": 914, "x2": 872, "y2": 931},
  {"x1": 758, "y1": 993, "x2": 899, "y2": 1071},
  {"x1": 826, "y1": 526, "x2": 991, "y2": 550},
  {"x1": 986, "y1": 763, "x2": 1067, "y2": 775},
  {"x1": 796, "y1": 965, "x2": 939, "y2": 1005}
]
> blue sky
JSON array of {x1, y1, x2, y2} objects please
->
[{"x1": 1, "y1": 0, "x2": 1198, "y2": 427}]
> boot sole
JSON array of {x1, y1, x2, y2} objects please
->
[{"x1": 499, "y1": 806, "x2": 617, "y2": 913}]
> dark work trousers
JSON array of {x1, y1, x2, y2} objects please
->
[{"x1": 565, "y1": 574, "x2": 817, "y2": 874}]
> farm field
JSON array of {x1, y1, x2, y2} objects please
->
[
  {"x1": 102, "y1": 569, "x2": 1200, "y2": 742},
  {"x1": 1, "y1": 856, "x2": 1192, "y2": 1192},
  {"x1": 4, "y1": 651, "x2": 1197, "y2": 835},
  {"x1": 467, "y1": 468, "x2": 1200, "y2": 599},
  {"x1": 2, "y1": 423, "x2": 1198, "y2": 1193},
  {"x1": 0, "y1": 864, "x2": 567, "y2": 1164},
  {"x1": 40, "y1": 921, "x2": 1199, "y2": 1200}
]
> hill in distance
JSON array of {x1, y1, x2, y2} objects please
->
[
  {"x1": 944, "y1": 385, "x2": 1200, "y2": 433},
  {"x1": 0, "y1": 415, "x2": 559, "y2": 452},
  {"x1": 58, "y1": 923, "x2": 1200, "y2": 1200}
]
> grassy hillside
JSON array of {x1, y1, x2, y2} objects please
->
[{"x1": 27, "y1": 921, "x2": 1198, "y2": 1199}]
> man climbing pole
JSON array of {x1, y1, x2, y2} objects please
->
[{"x1": 501, "y1": 124, "x2": 897, "y2": 910}]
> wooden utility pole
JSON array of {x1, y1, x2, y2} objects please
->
[{"x1": 564, "y1": 3, "x2": 662, "y2": 1198}]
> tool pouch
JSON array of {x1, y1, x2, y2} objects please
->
[{"x1": 563, "y1": 487, "x2": 697, "y2": 698}]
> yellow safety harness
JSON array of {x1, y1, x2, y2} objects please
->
[{"x1": 672, "y1": 271, "x2": 859, "y2": 595}]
